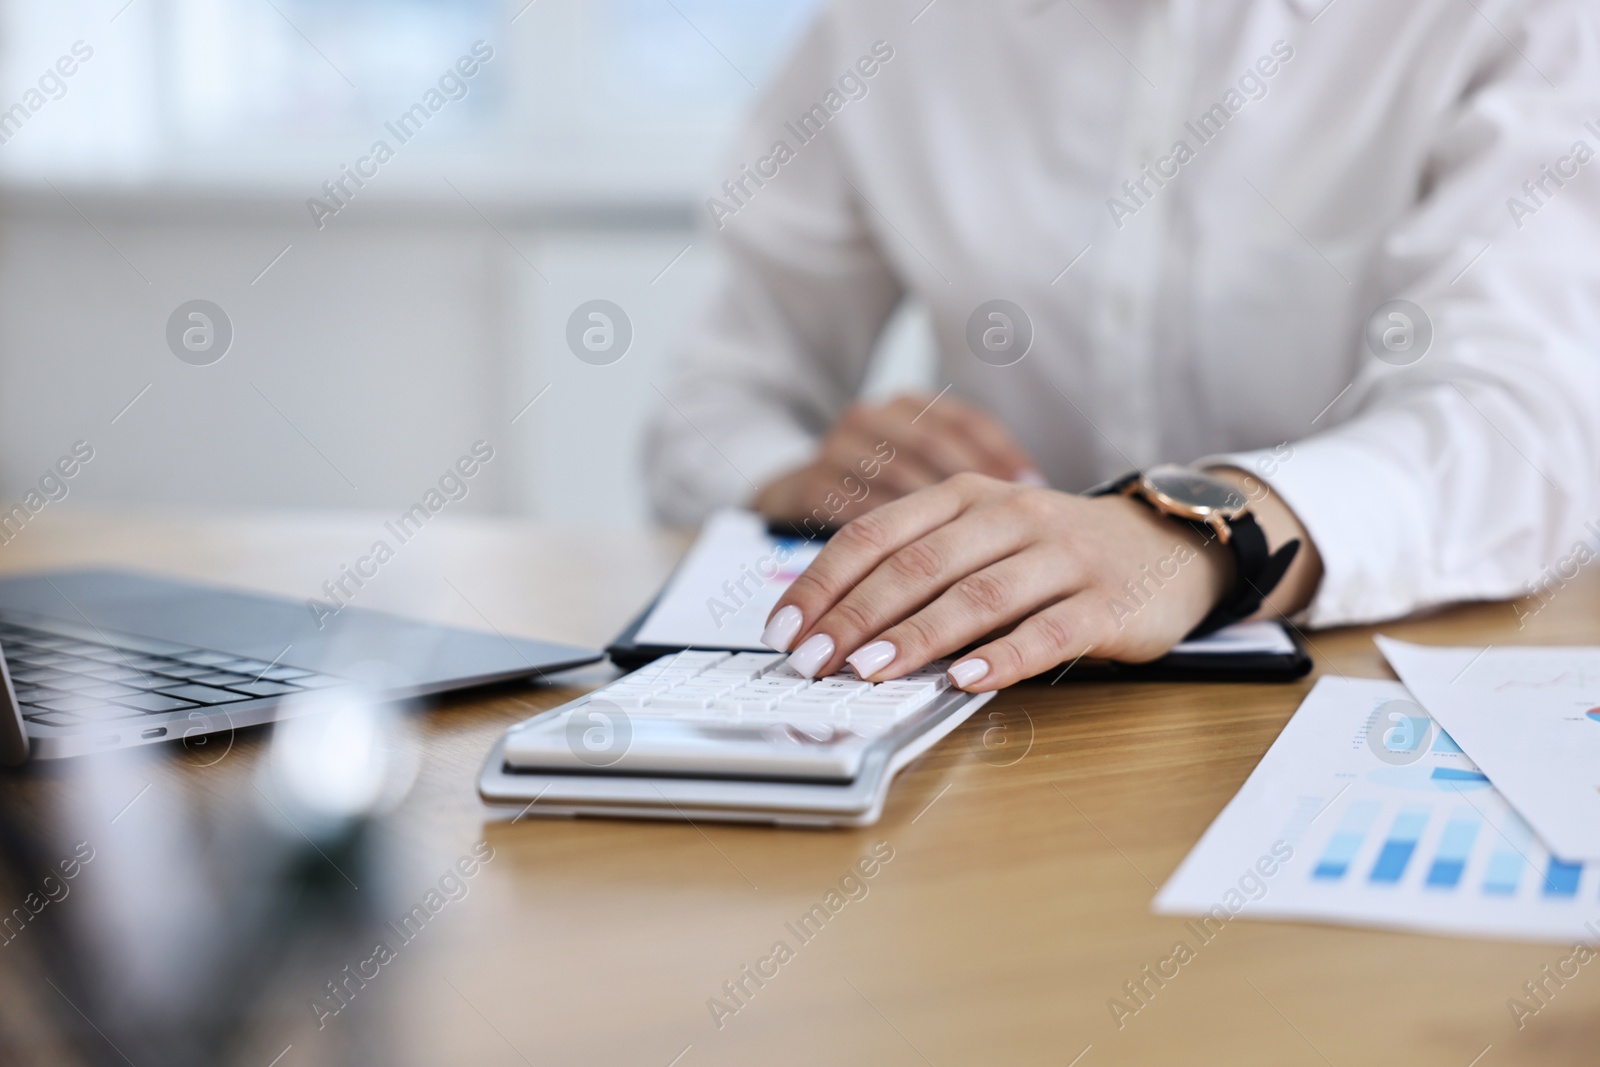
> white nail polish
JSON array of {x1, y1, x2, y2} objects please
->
[
  {"x1": 948, "y1": 658, "x2": 991, "y2": 688},
  {"x1": 846, "y1": 640, "x2": 897, "y2": 679},
  {"x1": 761, "y1": 605, "x2": 803, "y2": 652},
  {"x1": 786, "y1": 634, "x2": 835, "y2": 678}
]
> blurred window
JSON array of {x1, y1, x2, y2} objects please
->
[{"x1": 0, "y1": 0, "x2": 818, "y2": 189}]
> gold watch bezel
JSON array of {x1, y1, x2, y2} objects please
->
[{"x1": 1121, "y1": 465, "x2": 1250, "y2": 545}]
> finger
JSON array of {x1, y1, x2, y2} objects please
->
[
  {"x1": 761, "y1": 476, "x2": 982, "y2": 655},
  {"x1": 882, "y1": 393, "x2": 934, "y2": 419},
  {"x1": 855, "y1": 398, "x2": 992, "y2": 476},
  {"x1": 871, "y1": 459, "x2": 941, "y2": 498},
  {"x1": 824, "y1": 428, "x2": 942, "y2": 497},
  {"x1": 891, "y1": 392, "x2": 1030, "y2": 478},
  {"x1": 839, "y1": 548, "x2": 1079, "y2": 681},
  {"x1": 804, "y1": 515, "x2": 1038, "y2": 677},
  {"x1": 930, "y1": 399, "x2": 1039, "y2": 479},
  {"x1": 947, "y1": 597, "x2": 1106, "y2": 692},
  {"x1": 888, "y1": 395, "x2": 1038, "y2": 482},
  {"x1": 854, "y1": 409, "x2": 989, "y2": 481},
  {"x1": 895, "y1": 414, "x2": 995, "y2": 477}
]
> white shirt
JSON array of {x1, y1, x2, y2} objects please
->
[{"x1": 643, "y1": 0, "x2": 1600, "y2": 628}]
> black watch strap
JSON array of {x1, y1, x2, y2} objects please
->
[
  {"x1": 1181, "y1": 511, "x2": 1299, "y2": 638},
  {"x1": 1087, "y1": 472, "x2": 1300, "y2": 639}
]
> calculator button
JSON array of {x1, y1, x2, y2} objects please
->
[
  {"x1": 635, "y1": 671, "x2": 704, "y2": 689},
  {"x1": 593, "y1": 686, "x2": 654, "y2": 704},
  {"x1": 718, "y1": 693, "x2": 779, "y2": 713},
  {"x1": 745, "y1": 678, "x2": 807, "y2": 692},
  {"x1": 696, "y1": 669, "x2": 761, "y2": 684},
  {"x1": 671, "y1": 681, "x2": 736, "y2": 698},
  {"x1": 653, "y1": 691, "x2": 717, "y2": 710},
  {"x1": 876, "y1": 680, "x2": 936, "y2": 693},
  {"x1": 655, "y1": 651, "x2": 729, "y2": 668},
  {"x1": 722, "y1": 652, "x2": 786, "y2": 673}
]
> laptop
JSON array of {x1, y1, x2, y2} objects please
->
[{"x1": 0, "y1": 569, "x2": 602, "y2": 763}]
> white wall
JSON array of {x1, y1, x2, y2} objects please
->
[
  {"x1": 0, "y1": 186, "x2": 934, "y2": 527},
  {"x1": 0, "y1": 188, "x2": 695, "y2": 526}
]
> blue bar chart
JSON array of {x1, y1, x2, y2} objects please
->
[
  {"x1": 1483, "y1": 821, "x2": 1528, "y2": 896},
  {"x1": 1157, "y1": 679, "x2": 1600, "y2": 942},
  {"x1": 1312, "y1": 802, "x2": 1380, "y2": 880},
  {"x1": 1370, "y1": 807, "x2": 1430, "y2": 883},
  {"x1": 1423, "y1": 816, "x2": 1480, "y2": 888},
  {"x1": 1544, "y1": 859, "x2": 1582, "y2": 898},
  {"x1": 1308, "y1": 798, "x2": 1591, "y2": 898}
]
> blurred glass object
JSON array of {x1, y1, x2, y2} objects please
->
[
  {"x1": 0, "y1": 737, "x2": 402, "y2": 1066},
  {"x1": 266, "y1": 690, "x2": 421, "y2": 835}
]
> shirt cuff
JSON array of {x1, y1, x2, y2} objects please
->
[{"x1": 1201, "y1": 436, "x2": 1432, "y2": 629}]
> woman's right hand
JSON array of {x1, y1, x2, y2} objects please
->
[{"x1": 754, "y1": 391, "x2": 1042, "y2": 525}]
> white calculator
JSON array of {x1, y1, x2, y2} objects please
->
[{"x1": 478, "y1": 650, "x2": 991, "y2": 827}]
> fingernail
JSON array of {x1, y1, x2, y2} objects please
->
[
  {"x1": 1015, "y1": 469, "x2": 1048, "y2": 487},
  {"x1": 786, "y1": 633, "x2": 835, "y2": 679},
  {"x1": 846, "y1": 640, "x2": 897, "y2": 679},
  {"x1": 761, "y1": 605, "x2": 803, "y2": 652},
  {"x1": 948, "y1": 658, "x2": 991, "y2": 689}
]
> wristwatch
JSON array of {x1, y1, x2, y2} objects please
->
[{"x1": 1087, "y1": 465, "x2": 1300, "y2": 638}]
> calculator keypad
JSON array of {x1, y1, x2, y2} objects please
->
[{"x1": 591, "y1": 651, "x2": 951, "y2": 739}]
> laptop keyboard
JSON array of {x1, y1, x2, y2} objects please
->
[
  {"x1": 591, "y1": 650, "x2": 954, "y2": 739},
  {"x1": 0, "y1": 620, "x2": 342, "y2": 730}
]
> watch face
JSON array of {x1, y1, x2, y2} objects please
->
[{"x1": 1142, "y1": 465, "x2": 1247, "y2": 514}]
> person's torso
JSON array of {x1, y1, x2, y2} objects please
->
[{"x1": 818, "y1": 0, "x2": 1492, "y2": 487}]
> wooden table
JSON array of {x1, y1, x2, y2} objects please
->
[{"x1": 0, "y1": 509, "x2": 1596, "y2": 1066}]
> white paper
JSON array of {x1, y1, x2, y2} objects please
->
[
  {"x1": 636, "y1": 508, "x2": 1298, "y2": 656},
  {"x1": 1156, "y1": 677, "x2": 1600, "y2": 943},
  {"x1": 1170, "y1": 619, "x2": 1295, "y2": 656},
  {"x1": 1378, "y1": 637, "x2": 1600, "y2": 863},
  {"x1": 635, "y1": 510, "x2": 825, "y2": 649}
]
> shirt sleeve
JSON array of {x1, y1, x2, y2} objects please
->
[
  {"x1": 1211, "y1": 1, "x2": 1600, "y2": 628},
  {"x1": 642, "y1": 13, "x2": 904, "y2": 525}
]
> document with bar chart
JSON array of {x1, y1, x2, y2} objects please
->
[
  {"x1": 1378, "y1": 637, "x2": 1600, "y2": 863},
  {"x1": 1155, "y1": 677, "x2": 1600, "y2": 942}
]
